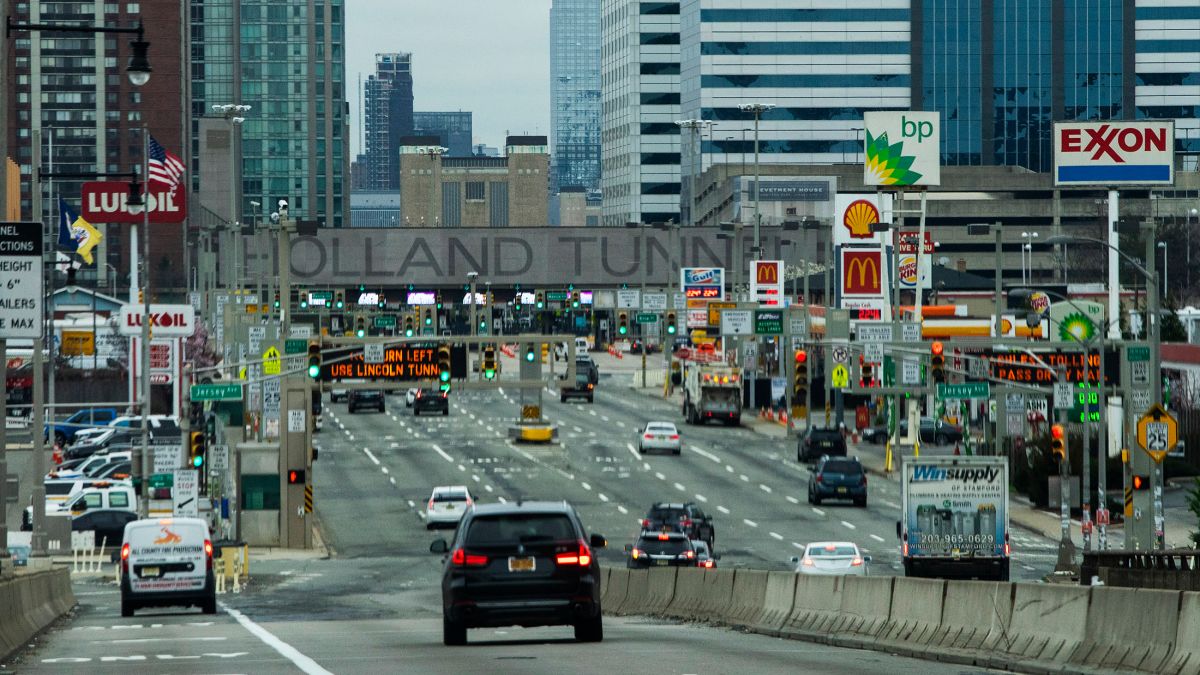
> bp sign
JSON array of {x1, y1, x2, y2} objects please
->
[
  {"x1": 863, "y1": 111, "x2": 941, "y2": 187},
  {"x1": 1049, "y1": 300, "x2": 1104, "y2": 344}
]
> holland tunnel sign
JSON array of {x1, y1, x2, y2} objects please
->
[{"x1": 262, "y1": 227, "x2": 783, "y2": 287}]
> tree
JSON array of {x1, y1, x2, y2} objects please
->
[
  {"x1": 185, "y1": 324, "x2": 221, "y2": 372},
  {"x1": 1161, "y1": 299, "x2": 1188, "y2": 343}
]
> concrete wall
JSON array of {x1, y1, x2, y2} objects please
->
[{"x1": 0, "y1": 568, "x2": 76, "y2": 661}]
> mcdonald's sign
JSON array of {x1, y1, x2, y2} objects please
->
[
  {"x1": 750, "y1": 260, "x2": 784, "y2": 305},
  {"x1": 841, "y1": 249, "x2": 884, "y2": 296}
]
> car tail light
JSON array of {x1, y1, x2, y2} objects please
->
[
  {"x1": 644, "y1": 433, "x2": 654, "y2": 440},
  {"x1": 641, "y1": 519, "x2": 651, "y2": 528},
  {"x1": 815, "y1": 474, "x2": 824, "y2": 484},
  {"x1": 450, "y1": 548, "x2": 488, "y2": 567},
  {"x1": 903, "y1": 542, "x2": 909, "y2": 556},
  {"x1": 120, "y1": 543, "x2": 130, "y2": 575},
  {"x1": 428, "y1": 499, "x2": 435, "y2": 510},
  {"x1": 701, "y1": 560, "x2": 714, "y2": 568},
  {"x1": 684, "y1": 550, "x2": 695, "y2": 559},
  {"x1": 631, "y1": 547, "x2": 641, "y2": 559},
  {"x1": 850, "y1": 557, "x2": 864, "y2": 567},
  {"x1": 415, "y1": 391, "x2": 422, "y2": 399},
  {"x1": 1004, "y1": 532, "x2": 1011, "y2": 557},
  {"x1": 657, "y1": 533, "x2": 670, "y2": 541},
  {"x1": 464, "y1": 497, "x2": 473, "y2": 507},
  {"x1": 555, "y1": 542, "x2": 592, "y2": 566},
  {"x1": 801, "y1": 557, "x2": 815, "y2": 567},
  {"x1": 204, "y1": 539, "x2": 214, "y2": 570},
  {"x1": 670, "y1": 434, "x2": 679, "y2": 440},
  {"x1": 680, "y1": 519, "x2": 692, "y2": 528}
]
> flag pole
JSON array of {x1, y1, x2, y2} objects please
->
[{"x1": 138, "y1": 126, "x2": 151, "y2": 517}]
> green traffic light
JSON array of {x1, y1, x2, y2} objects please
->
[
  {"x1": 525, "y1": 350, "x2": 535, "y2": 362},
  {"x1": 336, "y1": 301, "x2": 344, "y2": 309},
  {"x1": 356, "y1": 329, "x2": 365, "y2": 338},
  {"x1": 300, "y1": 301, "x2": 308, "y2": 309},
  {"x1": 667, "y1": 325, "x2": 676, "y2": 335},
  {"x1": 484, "y1": 368, "x2": 496, "y2": 380},
  {"x1": 536, "y1": 301, "x2": 544, "y2": 309},
  {"x1": 425, "y1": 317, "x2": 432, "y2": 325},
  {"x1": 440, "y1": 382, "x2": 451, "y2": 392},
  {"x1": 192, "y1": 455, "x2": 203, "y2": 468},
  {"x1": 405, "y1": 328, "x2": 414, "y2": 337},
  {"x1": 619, "y1": 326, "x2": 628, "y2": 335},
  {"x1": 440, "y1": 371, "x2": 451, "y2": 383},
  {"x1": 307, "y1": 364, "x2": 320, "y2": 378}
]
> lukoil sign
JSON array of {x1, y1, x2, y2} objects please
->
[
  {"x1": 1053, "y1": 121, "x2": 1174, "y2": 186},
  {"x1": 118, "y1": 304, "x2": 196, "y2": 336},
  {"x1": 81, "y1": 182, "x2": 187, "y2": 224},
  {"x1": 863, "y1": 111, "x2": 941, "y2": 187}
]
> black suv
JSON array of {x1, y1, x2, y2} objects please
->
[
  {"x1": 626, "y1": 531, "x2": 696, "y2": 568},
  {"x1": 348, "y1": 389, "x2": 385, "y2": 414},
  {"x1": 413, "y1": 387, "x2": 449, "y2": 416},
  {"x1": 808, "y1": 456, "x2": 868, "y2": 507},
  {"x1": 560, "y1": 372, "x2": 595, "y2": 403},
  {"x1": 430, "y1": 501, "x2": 607, "y2": 645},
  {"x1": 640, "y1": 502, "x2": 714, "y2": 548},
  {"x1": 798, "y1": 427, "x2": 847, "y2": 463}
]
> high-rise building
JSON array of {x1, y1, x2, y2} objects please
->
[
  {"x1": 413, "y1": 111, "x2": 473, "y2": 157},
  {"x1": 551, "y1": 0, "x2": 602, "y2": 193},
  {"x1": 600, "y1": 0, "x2": 682, "y2": 226},
  {"x1": 362, "y1": 53, "x2": 414, "y2": 190},
  {"x1": 190, "y1": 0, "x2": 349, "y2": 228},
  {"x1": 6, "y1": 1, "x2": 188, "y2": 289}
]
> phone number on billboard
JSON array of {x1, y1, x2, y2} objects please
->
[{"x1": 917, "y1": 533, "x2": 995, "y2": 546}]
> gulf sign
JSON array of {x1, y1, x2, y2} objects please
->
[
  {"x1": 680, "y1": 267, "x2": 725, "y2": 301},
  {"x1": 1053, "y1": 121, "x2": 1174, "y2": 186},
  {"x1": 81, "y1": 182, "x2": 187, "y2": 224}
]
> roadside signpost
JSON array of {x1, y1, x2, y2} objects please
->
[{"x1": 1137, "y1": 403, "x2": 1178, "y2": 463}]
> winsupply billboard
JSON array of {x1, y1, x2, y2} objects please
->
[
  {"x1": 832, "y1": 193, "x2": 894, "y2": 248},
  {"x1": 864, "y1": 111, "x2": 941, "y2": 187},
  {"x1": 1053, "y1": 121, "x2": 1175, "y2": 186},
  {"x1": 904, "y1": 460, "x2": 1007, "y2": 558}
]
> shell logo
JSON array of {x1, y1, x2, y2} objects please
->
[{"x1": 843, "y1": 199, "x2": 880, "y2": 238}]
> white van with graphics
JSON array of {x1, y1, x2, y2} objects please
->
[{"x1": 120, "y1": 517, "x2": 216, "y2": 616}]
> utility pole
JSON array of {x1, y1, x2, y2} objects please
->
[
  {"x1": 1144, "y1": 219, "x2": 1165, "y2": 550},
  {"x1": 1054, "y1": 364, "x2": 1076, "y2": 573},
  {"x1": 137, "y1": 128, "x2": 152, "y2": 518},
  {"x1": 468, "y1": 272, "x2": 479, "y2": 339},
  {"x1": 737, "y1": 103, "x2": 774, "y2": 264}
]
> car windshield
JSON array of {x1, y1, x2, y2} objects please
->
[
  {"x1": 810, "y1": 430, "x2": 842, "y2": 441},
  {"x1": 45, "y1": 483, "x2": 75, "y2": 496},
  {"x1": 639, "y1": 538, "x2": 690, "y2": 555},
  {"x1": 646, "y1": 424, "x2": 676, "y2": 433},
  {"x1": 465, "y1": 514, "x2": 575, "y2": 545},
  {"x1": 433, "y1": 491, "x2": 469, "y2": 503},
  {"x1": 808, "y1": 545, "x2": 858, "y2": 557},
  {"x1": 822, "y1": 460, "x2": 862, "y2": 474},
  {"x1": 649, "y1": 507, "x2": 686, "y2": 521}
]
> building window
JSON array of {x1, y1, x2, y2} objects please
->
[
  {"x1": 641, "y1": 92, "x2": 680, "y2": 105},
  {"x1": 640, "y1": 62, "x2": 680, "y2": 75},
  {"x1": 639, "y1": 32, "x2": 679, "y2": 46},
  {"x1": 465, "y1": 181, "x2": 485, "y2": 201},
  {"x1": 241, "y1": 475, "x2": 281, "y2": 510}
]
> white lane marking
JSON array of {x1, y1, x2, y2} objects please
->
[
  {"x1": 841, "y1": 521, "x2": 857, "y2": 530},
  {"x1": 654, "y1": 472, "x2": 665, "y2": 480},
  {"x1": 498, "y1": 387, "x2": 505, "y2": 397},
  {"x1": 431, "y1": 444, "x2": 454, "y2": 463},
  {"x1": 361, "y1": 448, "x2": 381, "y2": 466},
  {"x1": 726, "y1": 465, "x2": 734, "y2": 473},
  {"x1": 598, "y1": 493, "x2": 609, "y2": 502},
  {"x1": 882, "y1": 500, "x2": 902, "y2": 510},
  {"x1": 573, "y1": 426, "x2": 584, "y2": 434},
  {"x1": 347, "y1": 434, "x2": 355, "y2": 441},
  {"x1": 642, "y1": 462, "x2": 652, "y2": 471},
  {"x1": 484, "y1": 485, "x2": 494, "y2": 492},
  {"x1": 786, "y1": 496, "x2": 799, "y2": 504},
  {"x1": 498, "y1": 496, "x2": 508, "y2": 503},
  {"x1": 811, "y1": 507, "x2": 826, "y2": 516},
  {"x1": 108, "y1": 637, "x2": 228, "y2": 644},
  {"x1": 743, "y1": 518, "x2": 758, "y2": 528},
  {"x1": 380, "y1": 467, "x2": 389, "y2": 475},
  {"x1": 389, "y1": 477, "x2": 396, "y2": 485},
  {"x1": 457, "y1": 464, "x2": 467, "y2": 472},
  {"x1": 556, "y1": 468, "x2": 576, "y2": 480},
  {"x1": 688, "y1": 446, "x2": 722, "y2": 464},
  {"x1": 617, "y1": 421, "x2": 626, "y2": 428},
  {"x1": 589, "y1": 410, "x2": 597, "y2": 417},
  {"x1": 759, "y1": 484, "x2": 772, "y2": 493},
  {"x1": 472, "y1": 474, "x2": 481, "y2": 483},
  {"x1": 792, "y1": 542, "x2": 806, "y2": 550},
  {"x1": 739, "y1": 474, "x2": 750, "y2": 482},
  {"x1": 769, "y1": 532, "x2": 784, "y2": 541},
  {"x1": 673, "y1": 482, "x2": 686, "y2": 492},
  {"x1": 601, "y1": 415, "x2": 610, "y2": 422},
  {"x1": 617, "y1": 505, "x2": 628, "y2": 514},
  {"x1": 406, "y1": 500, "x2": 415, "y2": 508},
  {"x1": 717, "y1": 506, "x2": 730, "y2": 514},
  {"x1": 581, "y1": 482, "x2": 592, "y2": 491},
  {"x1": 694, "y1": 494, "x2": 708, "y2": 503},
  {"x1": 222, "y1": 604, "x2": 333, "y2": 675},
  {"x1": 870, "y1": 534, "x2": 885, "y2": 543}
]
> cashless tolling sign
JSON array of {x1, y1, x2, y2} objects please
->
[{"x1": 323, "y1": 346, "x2": 440, "y2": 380}]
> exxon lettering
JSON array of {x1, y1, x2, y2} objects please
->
[{"x1": 1060, "y1": 124, "x2": 1169, "y2": 162}]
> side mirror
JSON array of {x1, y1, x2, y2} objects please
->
[
  {"x1": 789, "y1": 555, "x2": 800, "y2": 564},
  {"x1": 429, "y1": 539, "x2": 448, "y2": 554},
  {"x1": 589, "y1": 533, "x2": 607, "y2": 549},
  {"x1": 895, "y1": 521, "x2": 902, "y2": 539},
  {"x1": 623, "y1": 544, "x2": 633, "y2": 553}
]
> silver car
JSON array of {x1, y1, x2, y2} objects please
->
[
  {"x1": 425, "y1": 485, "x2": 473, "y2": 529},
  {"x1": 792, "y1": 541, "x2": 871, "y2": 576},
  {"x1": 638, "y1": 422, "x2": 681, "y2": 455}
]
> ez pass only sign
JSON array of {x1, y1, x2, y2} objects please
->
[{"x1": 1053, "y1": 121, "x2": 1174, "y2": 187}]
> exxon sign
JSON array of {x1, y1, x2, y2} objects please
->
[{"x1": 1053, "y1": 121, "x2": 1175, "y2": 187}]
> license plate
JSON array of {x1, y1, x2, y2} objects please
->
[
  {"x1": 446, "y1": 504, "x2": 455, "y2": 510},
  {"x1": 140, "y1": 567, "x2": 159, "y2": 577},
  {"x1": 508, "y1": 556, "x2": 535, "y2": 572},
  {"x1": 655, "y1": 559, "x2": 668, "y2": 566},
  {"x1": 819, "y1": 442, "x2": 832, "y2": 447},
  {"x1": 837, "y1": 487, "x2": 848, "y2": 494}
]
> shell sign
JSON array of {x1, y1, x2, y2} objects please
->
[
  {"x1": 843, "y1": 199, "x2": 880, "y2": 238},
  {"x1": 832, "y1": 194, "x2": 892, "y2": 248}
]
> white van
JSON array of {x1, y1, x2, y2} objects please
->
[{"x1": 120, "y1": 517, "x2": 216, "y2": 616}]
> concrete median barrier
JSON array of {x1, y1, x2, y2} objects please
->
[
  {"x1": 604, "y1": 567, "x2": 631, "y2": 614},
  {"x1": 750, "y1": 571, "x2": 797, "y2": 637},
  {"x1": 831, "y1": 576, "x2": 893, "y2": 642},
  {"x1": 1167, "y1": 591, "x2": 1200, "y2": 675},
  {"x1": 663, "y1": 566, "x2": 706, "y2": 619},
  {"x1": 642, "y1": 567, "x2": 677, "y2": 616},
  {"x1": 998, "y1": 583, "x2": 1090, "y2": 665},
  {"x1": 1, "y1": 568, "x2": 76, "y2": 662},
  {"x1": 619, "y1": 569, "x2": 650, "y2": 615},
  {"x1": 879, "y1": 577, "x2": 945, "y2": 649},
  {"x1": 1070, "y1": 587, "x2": 1180, "y2": 673},
  {"x1": 725, "y1": 569, "x2": 770, "y2": 627},
  {"x1": 781, "y1": 574, "x2": 844, "y2": 637},
  {"x1": 932, "y1": 580, "x2": 1013, "y2": 653},
  {"x1": 693, "y1": 568, "x2": 735, "y2": 620}
]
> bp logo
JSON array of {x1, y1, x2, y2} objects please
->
[
  {"x1": 1059, "y1": 312, "x2": 1096, "y2": 342},
  {"x1": 864, "y1": 130, "x2": 924, "y2": 186}
]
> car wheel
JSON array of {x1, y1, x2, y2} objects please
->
[
  {"x1": 807, "y1": 488, "x2": 814, "y2": 504},
  {"x1": 442, "y1": 408, "x2": 449, "y2": 416},
  {"x1": 935, "y1": 434, "x2": 947, "y2": 446},
  {"x1": 443, "y1": 615, "x2": 467, "y2": 646},
  {"x1": 121, "y1": 594, "x2": 135, "y2": 618},
  {"x1": 812, "y1": 494, "x2": 822, "y2": 506},
  {"x1": 855, "y1": 497, "x2": 867, "y2": 508},
  {"x1": 673, "y1": 448, "x2": 681, "y2": 455},
  {"x1": 574, "y1": 612, "x2": 603, "y2": 643},
  {"x1": 202, "y1": 594, "x2": 217, "y2": 615},
  {"x1": 638, "y1": 444, "x2": 645, "y2": 454},
  {"x1": 561, "y1": 395, "x2": 567, "y2": 403},
  {"x1": 587, "y1": 395, "x2": 594, "y2": 403}
]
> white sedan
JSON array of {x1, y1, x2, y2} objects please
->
[
  {"x1": 791, "y1": 542, "x2": 870, "y2": 576},
  {"x1": 638, "y1": 422, "x2": 681, "y2": 455},
  {"x1": 405, "y1": 388, "x2": 419, "y2": 407},
  {"x1": 425, "y1": 485, "x2": 473, "y2": 529}
]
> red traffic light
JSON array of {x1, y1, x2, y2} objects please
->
[
  {"x1": 931, "y1": 341, "x2": 944, "y2": 356},
  {"x1": 1132, "y1": 475, "x2": 1149, "y2": 490},
  {"x1": 1050, "y1": 424, "x2": 1065, "y2": 440},
  {"x1": 795, "y1": 350, "x2": 807, "y2": 364},
  {"x1": 288, "y1": 469, "x2": 307, "y2": 485}
]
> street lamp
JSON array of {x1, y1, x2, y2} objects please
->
[
  {"x1": 675, "y1": 120, "x2": 713, "y2": 227},
  {"x1": 1158, "y1": 241, "x2": 1168, "y2": 302},
  {"x1": 1020, "y1": 231, "x2": 1039, "y2": 284},
  {"x1": 737, "y1": 102, "x2": 776, "y2": 262},
  {"x1": 213, "y1": 104, "x2": 250, "y2": 290},
  {"x1": 1188, "y1": 208, "x2": 1197, "y2": 291}
]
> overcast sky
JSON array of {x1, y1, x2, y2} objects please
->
[{"x1": 346, "y1": 0, "x2": 552, "y2": 156}]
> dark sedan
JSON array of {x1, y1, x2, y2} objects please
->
[{"x1": 808, "y1": 456, "x2": 867, "y2": 507}]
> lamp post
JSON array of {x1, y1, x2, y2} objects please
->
[
  {"x1": 1188, "y1": 208, "x2": 1197, "y2": 292},
  {"x1": 675, "y1": 120, "x2": 712, "y2": 227},
  {"x1": 625, "y1": 222, "x2": 651, "y2": 388},
  {"x1": 1158, "y1": 241, "x2": 1168, "y2": 303},
  {"x1": 1020, "y1": 231, "x2": 1038, "y2": 284},
  {"x1": 212, "y1": 104, "x2": 250, "y2": 290},
  {"x1": 737, "y1": 103, "x2": 775, "y2": 264}
]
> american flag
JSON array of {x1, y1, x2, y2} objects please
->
[{"x1": 147, "y1": 135, "x2": 186, "y2": 194}]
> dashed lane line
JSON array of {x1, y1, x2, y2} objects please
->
[
  {"x1": 431, "y1": 444, "x2": 454, "y2": 463},
  {"x1": 811, "y1": 507, "x2": 826, "y2": 516},
  {"x1": 870, "y1": 534, "x2": 885, "y2": 542},
  {"x1": 361, "y1": 448, "x2": 381, "y2": 466},
  {"x1": 617, "y1": 505, "x2": 628, "y2": 514},
  {"x1": 694, "y1": 494, "x2": 708, "y2": 503},
  {"x1": 673, "y1": 482, "x2": 686, "y2": 492},
  {"x1": 688, "y1": 445, "x2": 722, "y2": 464},
  {"x1": 759, "y1": 484, "x2": 772, "y2": 493},
  {"x1": 581, "y1": 482, "x2": 592, "y2": 491},
  {"x1": 841, "y1": 521, "x2": 857, "y2": 530},
  {"x1": 717, "y1": 506, "x2": 730, "y2": 514},
  {"x1": 743, "y1": 519, "x2": 759, "y2": 528},
  {"x1": 769, "y1": 532, "x2": 784, "y2": 541},
  {"x1": 626, "y1": 443, "x2": 641, "y2": 460},
  {"x1": 786, "y1": 496, "x2": 800, "y2": 504}
]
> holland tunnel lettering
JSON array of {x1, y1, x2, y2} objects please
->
[
  {"x1": 255, "y1": 227, "x2": 799, "y2": 287},
  {"x1": 324, "y1": 346, "x2": 440, "y2": 380}
]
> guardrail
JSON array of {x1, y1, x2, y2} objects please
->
[
  {"x1": 1081, "y1": 549, "x2": 1200, "y2": 590},
  {"x1": 603, "y1": 566, "x2": 1200, "y2": 674}
]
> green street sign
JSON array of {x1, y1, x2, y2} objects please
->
[
  {"x1": 1127, "y1": 345, "x2": 1150, "y2": 362},
  {"x1": 754, "y1": 310, "x2": 784, "y2": 335},
  {"x1": 284, "y1": 339, "x2": 307, "y2": 354},
  {"x1": 547, "y1": 291, "x2": 569, "y2": 302},
  {"x1": 190, "y1": 383, "x2": 243, "y2": 402},
  {"x1": 148, "y1": 473, "x2": 173, "y2": 489},
  {"x1": 374, "y1": 315, "x2": 397, "y2": 328},
  {"x1": 636, "y1": 312, "x2": 657, "y2": 324},
  {"x1": 936, "y1": 382, "x2": 990, "y2": 400}
]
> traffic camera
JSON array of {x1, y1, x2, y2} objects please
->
[
  {"x1": 1050, "y1": 424, "x2": 1066, "y2": 461},
  {"x1": 666, "y1": 311, "x2": 677, "y2": 335},
  {"x1": 930, "y1": 341, "x2": 946, "y2": 383},
  {"x1": 189, "y1": 431, "x2": 205, "y2": 468},
  {"x1": 482, "y1": 344, "x2": 497, "y2": 380},
  {"x1": 437, "y1": 344, "x2": 452, "y2": 389},
  {"x1": 307, "y1": 340, "x2": 321, "y2": 379},
  {"x1": 618, "y1": 311, "x2": 629, "y2": 336}
]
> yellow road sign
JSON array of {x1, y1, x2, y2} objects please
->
[
  {"x1": 1136, "y1": 402, "x2": 1178, "y2": 463},
  {"x1": 831, "y1": 364, "x2": 849, "y2": 389},
  {"x1": 263, "y1": 345, "x2": 282, "y2": 376}
]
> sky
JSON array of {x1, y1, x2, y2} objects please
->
[{"x1": 346, "y1": 0, "x2": 552, "y2": 157}]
